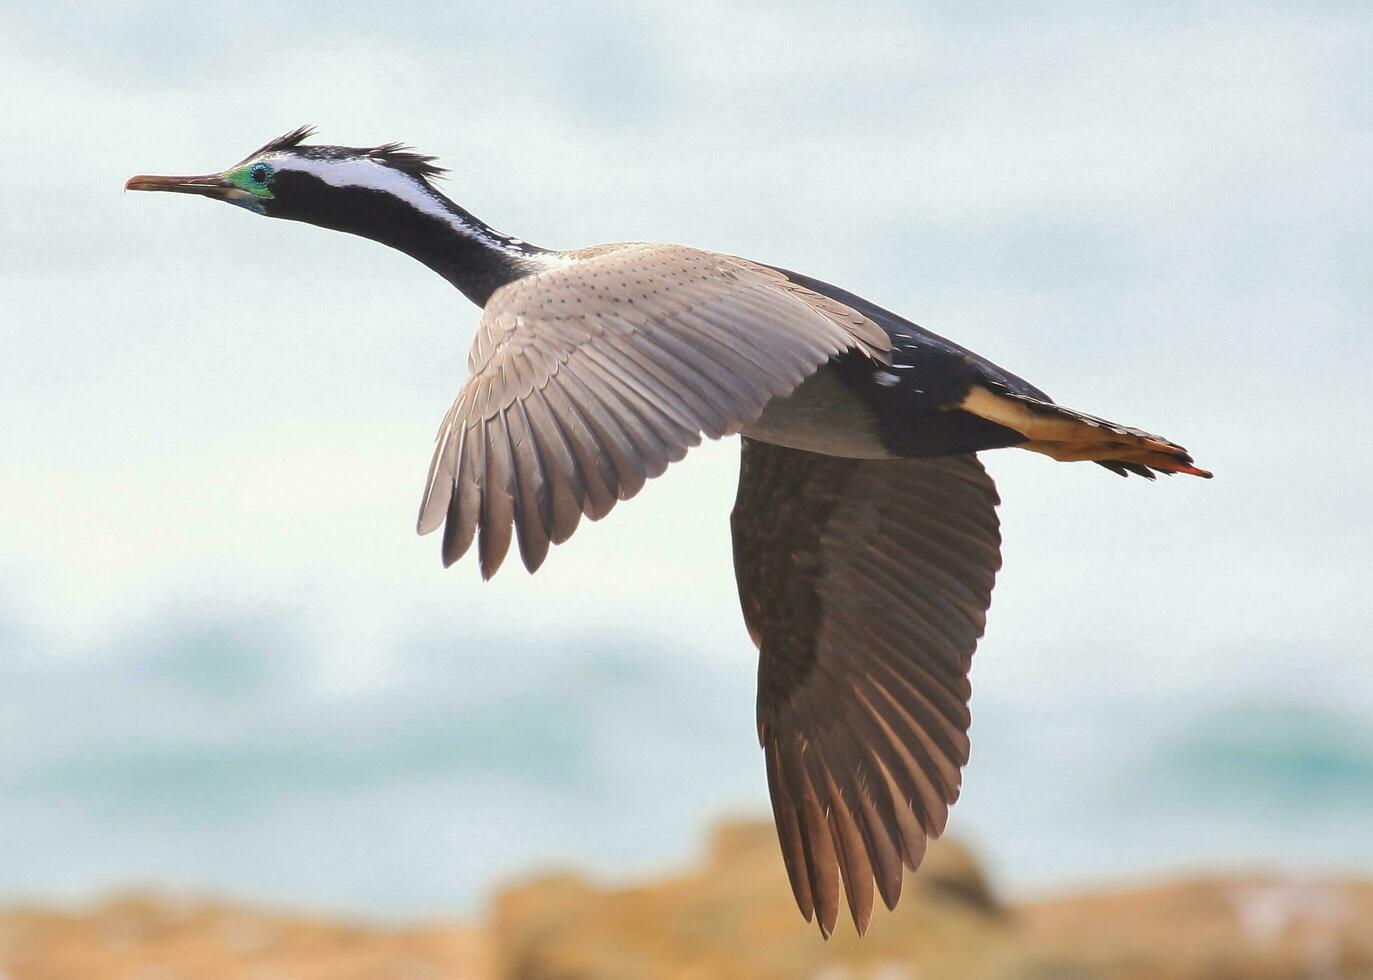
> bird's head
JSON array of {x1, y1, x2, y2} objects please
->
[
  {"x1": 126, "y1": 126, "x2": 541, "y2": 306},
  {"x1": 125, "y1": 125, "x2": 449, "y2": 227}
]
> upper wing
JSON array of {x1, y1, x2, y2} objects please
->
[
  {"x1": 417, "y1": 244, "x2": 890, "y2": 577},
  {"x1": 731, "y1": 438, "x2": 1001, "y2": 936}
]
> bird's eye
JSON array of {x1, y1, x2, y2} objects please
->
[{"x1": 249, "y1": 163, "x2": 273, "y2": 185}]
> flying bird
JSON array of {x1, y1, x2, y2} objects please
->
[{"x1": 127, "y1": 127, "x2": 1211, "y2": 937}]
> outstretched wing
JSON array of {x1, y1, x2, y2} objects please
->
[
  {"x1": 417, "y1": 243, "x2": 890, "y2": 577},
  {"x1": 731, "y1": 439, "x2": 1002, "y2": 936}
]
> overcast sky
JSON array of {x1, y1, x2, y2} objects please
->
[{"x1": 0, "y1": 1, "x2": 1369, "y2": 915}]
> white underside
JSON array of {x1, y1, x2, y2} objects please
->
[{"x1": 743, "y1": 366, "x2": 893, "y2": 460}]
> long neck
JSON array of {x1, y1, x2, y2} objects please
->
[
  {"x1": 282, "y1": 169, "x2": 552, "y2": 306},
  {"x1": 364, "y1": 189, "x2": 552, "y2": 307}
]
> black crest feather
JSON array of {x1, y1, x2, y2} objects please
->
[
  {"x1": 246, "y1": 124, "x2": 317, "y2": 160},
  {"x1": 366, "y1": 141, "x2": 448, "y2": 178},
  {"x1": 241, "y1": 126, "x2": 448, "y2": 180}
]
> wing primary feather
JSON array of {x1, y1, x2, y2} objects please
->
[
  {"x1": 829, "y1": 689, "x2": 938, "y2": 863},
  {"x1": 869, "y1": 749, "x2": 930, "y2": 872},
  {"x1": 564, "y1": 362, "x2": 669, "y2": 479},
  {"x1": 621, "y1": 330, "x2": 737, "y2": 437},
  {"x1": 765, "y1": 738, "x2": 815, "y2": 922},
  {"x1": 796, "y1": 755, "x2": 842, "y2": 938},
  {"x1": 477, "y1": 417, "x2": 515, "y2": 579},
  {"x1": 571, "y1": 352, "x2": 689, "y2": 471},
  {"x1": 520, "y1": 393, "x2": 585, "y2": 545},
  {"x1": 540, "y1": 378, "x2": 619, "y2": 518},
  {"x1": 819, "y1": 764, "x2": 876, "y2": 934},
  {"x1": 504, "y1": 404, "x2": 552, "y2": 573},
  {"x1": 513, "y1": 401, "x2": 556, "y2": 538},
  {"x1": 864, "y1": 653, "x2": 971, "y2": 774},
  {"x1": 417, "y1": 398, "x2": 463, "y2": 535},
  {"x1": 807, "y1": 718, "x2": 907, "y2": 910},
  {"x1": 866, "y1": 673, "x2": 965, "y2": 808},
  {"x1": 775, "y1": 735, "x2": 840, "y2": 938},
  {"x1": 571, "y1": 362, "x2": 672, "y2": 477},
  {"x1": 441, "y1": 426, "x2": 479, "y2": 567},
  {"x1": 803, "y1": 715, "x2": 905, "y2": 917},
  {"x1": 856, "y1": 678, "x2": 954, "y2": 834},
  {"x1": 553, "y1": 370, "x2": 646, "y2": 500},
  {"x1": 852, "y1": 773, "x2": 905, "y2": 911}
]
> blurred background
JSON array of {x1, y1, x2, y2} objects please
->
[{"x1": 0, "y1": 1, "x2": 1370, "y2": 976}]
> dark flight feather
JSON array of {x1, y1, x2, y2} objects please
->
[{"x1": 731, "y1": 441, "x2": 1001, "y2": 935}]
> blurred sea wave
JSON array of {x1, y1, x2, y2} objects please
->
[{"x1": 2, "y1": 599, "x2": 1370, "y2": 917}]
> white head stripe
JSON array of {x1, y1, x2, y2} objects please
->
[
  {"x1": 271, "y1": 155, "x2": 461, "y2": 227},
  {"x1": 260, "y1": 153, "x2": 560, "y2": 265}
]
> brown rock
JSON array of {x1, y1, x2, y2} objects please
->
[
  {"x1": 3, "y1": 820, "x2": 1372, "y2": 980},
  {"x1": 488, "y1": 821, "x2": 1373, "y2": 980},
  {"x1": 489, "y1": 823, "x2": 1013, "y2": 980},
  {"x1": 0, "y1": 893, "x2": 490, "y2": 980}
]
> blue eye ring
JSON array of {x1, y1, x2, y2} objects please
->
[{"x1": 249, "y1": 162, "x2": 273, "y2": 185}]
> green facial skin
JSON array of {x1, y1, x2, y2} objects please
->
[{"x1": 223, "y1": 161, "x2": 275, "y2": 212}]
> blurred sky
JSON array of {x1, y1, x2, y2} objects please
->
[{"x1": 1, "y1": 1, "x2": 1370, "y2": 918}]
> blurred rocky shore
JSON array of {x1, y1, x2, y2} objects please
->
[{"x1": 3, "y1": 820, "x2": 1370, "y2": 979}]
